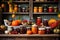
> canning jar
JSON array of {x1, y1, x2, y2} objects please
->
[
  {"x1": 48, "y1": 6, "x2": 53, "y2": 12},
  {"x1": 36, "y1": 17, "x2": 42, "y2": 26},
  {"x1": 32, "y1": 24, "x2": 38, "y2": 34},
  {"x1": 34, "y1": 7, "x2": 37, "y2": 13},
  {"x1": 14, "y1": 4, "x2": 18, "y2": 12},
  {"x1": 27, "y1": 27, "x2": 32, "y2": 34},
  {"x1": 45, "y1": 27, "x2": 51, "y2": 34},
  {"x1": 43, "y1": 19, "x2": 48, "y2": 26},
  {"x1": 43, "y1": 4, "x2": 47, "y2": 12},
  {"x1": 54, "y1": 6, "x2": 58, "y2": 12},
  {"x1": 38, "y1": 28, "x2": 45, "y2": 34},
  {"x1": 18, "y1": 5, "x2": 21, "y2": 12},
  {"x1": 20, "y1": 25, "x2": 27, "y2": 34},
  {"x1": 39, "y1": 7, "x2": 43, "y2": 13}
]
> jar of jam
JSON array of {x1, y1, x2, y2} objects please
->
[
  {"x1": 36, "y1": 17, "x2": 42, "y2": 26},
  {"x1": 20, "y1": 25, "x2": 27, "y2": 34},
  {"x1": 43, "y1": 19, "x2": 48, "y2": 26},
  {"x1": 39, "y1": 6, "x2": 43, "y2": 13},
  {"x1": 38, "y1": 28, "x2": 45, "y2": 34},
  {"x1": 54, "y1": 6, "x2": 58, "y2": 12},
  {"x1": 27, "y1": 27, "x2": 32, "y2": 34},
  {"x1": 48, "y1": 6, "x2": 53, "y2": 12},
  {"x1": 32, "y1": 24, "x2": 38, "y2": 34},
  {"x1": 45, "y1": 27, "x2": 51, "y2": 34},
  {"x1": 34, "y1": 7, "x2": 37, "y2": 13}
]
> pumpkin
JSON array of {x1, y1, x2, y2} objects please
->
[
  {"x1": 48, "y1": 18, "x2": 57, "y2": 28},
  {"x1": 11, "y1": 20, "x2": 21, "y2": 26},
  {"x1": 15, "y1": 20, "x2": 21, "y2": 24}
]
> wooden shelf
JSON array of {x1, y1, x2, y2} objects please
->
[
  {"x1": 0, "y1": 34, "x2": 59, "y2": 37},
  {"x1": 33, "y1": 1, "x2": 58, "y2": 3},
  {"x1": 1, "y1": 1, "x2": 29, "y2": 3},
  {"x1": 33, "y1": 12, "x2": 57, "y2": 15},
  {"x1": 3, "y1": 12, "x2": 29, "y2": 15}
]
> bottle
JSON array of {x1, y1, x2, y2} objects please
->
[
  {"x1": 18, "y1": 5, "x2": 21, "y2": 12},
  {"x1": 9, "y1": 4, "x2": 13, "y2": 13},
  {"x1": 48, "y1": 6, "x2": 53, "y2": 12},
  {"x1": 14, "y1": 4, "x2": 18, "y2": 12}
]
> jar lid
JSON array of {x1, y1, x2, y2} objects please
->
[
  {"x1": 39, "y1": 28, "x2": 45, "y2": 30},
  {"x1": 32, "y1": 24, "x2": 37, "y2": 27},
  {"x1": 43, "y1": 19, "x2": 48, "y2": 20},
  {"x1": 34, "y1": 7, "x2": 37, "y2": 8},
  {"x1": 45, "y1": 27, "x2": 51, "y2": 29},
  {"x1": 39, "y1": 7, "x2": 42, "y2": 8},
  {"x1": 54, "y1": 7, "x2": 57, "y2": 8},
  {"x1": 37, "y1": 17, "x2": 41, "y2": 18},
  {"x1": 49, "y1": 7, "x2": 53, "y2": 8}
]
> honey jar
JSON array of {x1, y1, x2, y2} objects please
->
[
  {"x1": 32, "y1": 24, "x2": 38, "y2": 34},
  {"x1": 39, "y1": 7, "x2": 43, "y2": 13},
  {"x1": 34, "y1": 7, "x2": 37, "y2": 13}
]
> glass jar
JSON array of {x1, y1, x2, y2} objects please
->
[
  {"x1": 27, "y1": 27, "x2": 32, "y2": 34},
  {"x1": 18, "y1": 5, "x2": 21, "y2": 12},
  {"x1": 38, "y1": 28, "x2": 45, "y2": 34},
  {"x1": 36, "y1": 17, "x2": 42, "y2": 26},
  {"x1": 34, "y1": 7, "x2": 37, "y2": 13},
  {"x1": 45, "y1": 27, "x2": 51, "y2": 34},
  {"x1": 39, "y1": 7, "x2": 43, "y2": 13},
  {"x1": 32, "y1": 24, "x2": 38, "y2": 34},
  {"x1": 14, "y1": 4, "x2": 18, "y2": 12},
  {"x1": 20, "y1": 25, "x2": 27, "y2": 34},
  {"x1": 43, "y1": 19, "x2": 48, "y2": 26},
  {"x1": 22, "y1": 7, "x2": 26, "y2": 12},
  {"x1": 54, "y1": 6, "x2": 58, "y2": 12},
  {"x1": 48, "y1": 6, "x2": 53, "y2": 12},
  {"x1": 43, "y1": 4, "x2": 48, "y2": 12}
]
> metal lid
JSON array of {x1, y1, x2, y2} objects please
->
[
  {"x1": 39, "y1": 28, "x2": 45, "y2": 30},
  {"x1": 45, "y1": 27, "x2": 51, "y2": 29}
]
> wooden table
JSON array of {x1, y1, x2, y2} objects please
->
[{"x1": 0, "y1": 34, "x2": 59, "y2": 40}]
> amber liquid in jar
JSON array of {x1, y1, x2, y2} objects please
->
[
  {"x1": 34, "y1": 7, "x2": 37, "y2": 13},
  {"x1": 38, "y1": 7, "x2": 43, "y2": 13},
  {"x1": 32, "y1": 24, "x2": 38, "y2": 34}
]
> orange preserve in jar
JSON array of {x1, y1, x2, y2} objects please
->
[
  {"x1": 32, "y1": 24, "x2": 38, "y2": 34},
  {"x1": 27, "y1": 27, "x2": 32, "y2": 35},
  {"x1": 34, "y1": 7, "x2": 37, "y2": 13},
  {"x1": 38, "y1": 28, "x2": 45, "y2": 34},
  {"x1": 39, "y1": 7, "x2": 43, "y2": 13},
  {"x1": 14, "y1": 4, "x2": 18, "y2": 12}
]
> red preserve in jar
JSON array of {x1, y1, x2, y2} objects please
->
[
  {"x1": 36, "y1": 17, "x2": 42, "y2": 26},
  {"x1": 48, "y1": 7, "x2": 53, "y2": 12}
]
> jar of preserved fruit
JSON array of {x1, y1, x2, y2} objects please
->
[
  {"x1": 20, "y1": 25, "x2": 27, "y2": 34},
  {"x1": 34, "y1": 7, "x2": 37, "y2": 13},
  {"x1": 43, "y1": 19, "x2": 48, "y2": 26},
  {"x1": 36, "y1": 17, "x2": 42, "y2": 26},
  {"x1": 45, "y1": 27, "x2": 51, "y2": 34},
  {"x1": 54, "y1": 6, "x2": 58, "y2": 12},
  {"x1": 48, "y1": 6, "x2": 53, "y2": 12},
  {"x1": 32, "y1": 24, "x2": 38, "y2": 34},
  {"x1": 27, "y1": 27, "x2": 32, "y2": 34},
  {"x1": 38, "y1": 28, "x2": 45, "y2": 34},
  {"x1": 39, "y1": 6, "x2": 43, "y2": 13}
]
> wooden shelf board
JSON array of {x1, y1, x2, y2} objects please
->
[
  {"x1": 0, "y1": 34, "x2": 59, "y2": 37},
  {"x1": 3, "y1": 12, "x2": 29, "y2": 14}
]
